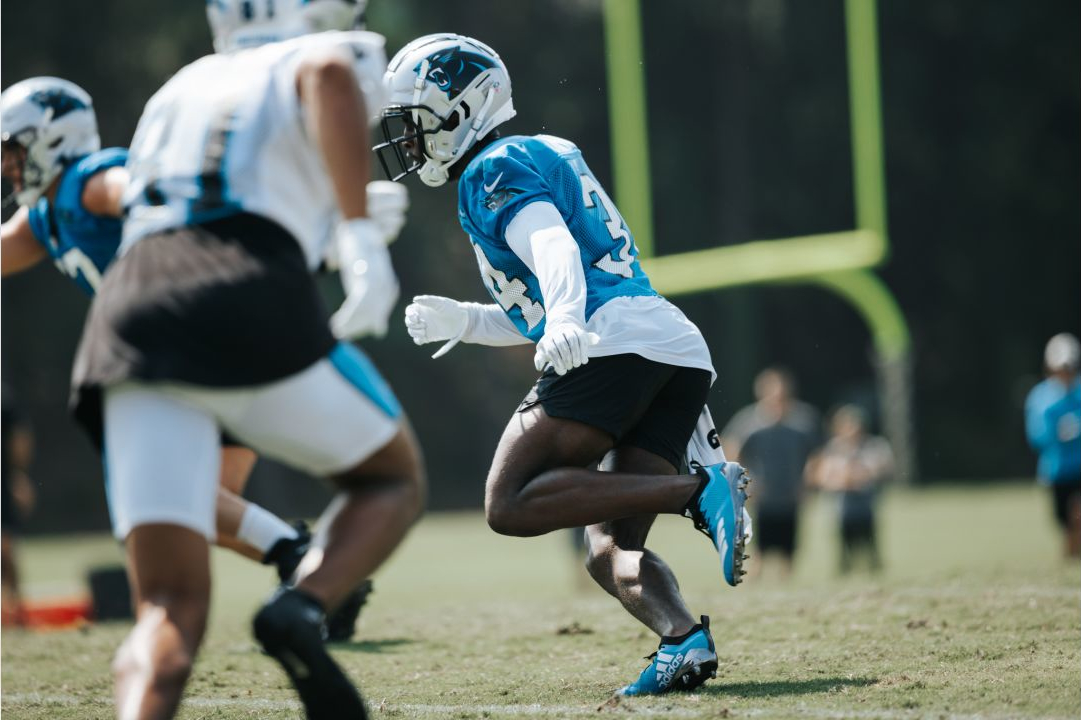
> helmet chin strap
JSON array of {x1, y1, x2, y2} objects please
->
[{"x1": 417, "y1": 85, "x2": 497, "y2": 188}]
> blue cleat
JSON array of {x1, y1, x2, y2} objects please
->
[
  {"x1": 685, "y1": 461, "x2": 751, "y2": 586},
  {"x1": 616, "y1": 616, "x2": 718, "y2": 696}
]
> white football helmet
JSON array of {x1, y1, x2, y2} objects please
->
[
  {"x1": 0, "y1": 77, "x2": 100, "y2": 207},
  {"x1": 206, "y1": 0, "x2": 366, "y2": 53},
  {"x1": 1045, "y1": 332, "x2": 1080, "y2": 372},
  {"x1": 375, "y1": 34, "x2": 515, "y2": 187}
]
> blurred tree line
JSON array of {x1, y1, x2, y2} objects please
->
[{"x1": 1, "y1": 0, "x2": 1077, "y2": 532}]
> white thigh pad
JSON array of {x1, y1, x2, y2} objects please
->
[
  {"x1": 103, "y1": 384, "x2": 221, "y2": 541},
  {"x1": 172, "y1": 343, "x2": 401, "y2": 477}
]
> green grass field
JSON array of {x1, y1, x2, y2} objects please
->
[{"x1": 3, "y1": 483, "x2": 1079, "y2": 719}]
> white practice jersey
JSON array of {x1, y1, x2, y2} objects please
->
[{"x1": 121, "y1": 30, "x2": 387, "y2": 268}]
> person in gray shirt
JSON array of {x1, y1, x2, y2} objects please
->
[{"x1": 721, "y1": 368, "x2": 821, "y2": 578}]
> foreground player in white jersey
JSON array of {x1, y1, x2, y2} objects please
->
[
  {"x1": 377, "y1": 35, "x2": 750, "y2": 697},
  {"x1": 2, "y1": 75, "x2": 312, "y2": 605},
  {"x1": 2, "y1": 0, "x2": 407, "y2": 642},
  {"x1": 69, "y1": 13, "x2": 423, "y2": 720}
]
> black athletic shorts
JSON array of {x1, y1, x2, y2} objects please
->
[
  {"x1": 71, "y1": 213, "x2": 337, "y2": 444},
  {"x1": 517, "y1": 353, "x2": 711, "y2": 469},
  {"x1": 1050, "y1": 479, "x2": 1081, "y2": 529}
]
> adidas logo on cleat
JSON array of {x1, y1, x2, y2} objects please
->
[
  {"x1": 716, "y1": 520, "x2": 729, "y2": 560},
  {"x1": 655, "y1": 651, "x2": 684, "y2": 687}
]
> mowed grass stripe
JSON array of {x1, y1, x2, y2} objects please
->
[
  {"x1": 3, "y1": 484, "x2": 1079, "y2": 720},
  {"x1": 6, "y1": 693, "x2": 1076, "y2": 720}
]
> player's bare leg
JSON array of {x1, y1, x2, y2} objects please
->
[
  {"x1": 485, "y1": 408, "x2": 726, "y2": 696},
  {"x1": 584, "y1": 447, "x2": 697, "y2": 638},
  {"x1": 114, "y1": 524, "x2": 210, "y2": 720},
  {"x1": 1066, "y1": 493, "x2": 1081, "y2": 558},
  {"x1": 0, "y1": 530, "x2": 25, "y2": 625},
  {"x1": 294, "y1": 422, "x2": 424, "y2": 609},
  {"x1": 484, "y1": 406, "x2": 700, "y2": 537},
  {"x1": 213, "y1": 447, "x2": 308, "y2": 572},
  {"x1": 214, "y1": 446, "x2": 274, "y2": 560},
  {"x1": 253, "y1": 420, "x2": 424, "y2": 718},
  {"x1": 218, "y1": 445, "x2": 258, "y2": 495},
  {"x1": 213, "y1": 488, "x2": 263, "y2": 561}
]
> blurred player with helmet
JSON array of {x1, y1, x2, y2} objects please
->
[
  {"x1": 380, "y1": 33, "x2": 751, "y2": 697},
  {"x1": 1025, "y1": 332, "x2": 1081, "y2": 558},
  {"x1": 2, "y1": 2, "x2": 404, "y2": 644},
  {"x1": 54, "y1": 2, "x2": 423, "y2": 717},
  {"x1": 0, "y1": 73, "x2": 316, "y2": 600}
]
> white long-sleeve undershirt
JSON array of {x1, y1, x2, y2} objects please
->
[
  {"x1": 460, "y1": 301, "x2": 531, "y2": 346},
  {"x1": 504, "y1": 201, "x2": 587, "y2": 329},
  {"x1": 459, "y1": 200, "x2": 587, "y2": 347},
  {"x1": 458, "y1": 203, "x2": 714, "y2": 381}
]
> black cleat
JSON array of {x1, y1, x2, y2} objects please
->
[
  {"x1": 264, "y1": 521, "x2": 313, "y2": 585},
  {"x1": 253, "y1": 588, "x2": 368, "y2": 719},
  {"x1": 326, "y1": 579, "x2": 374, "y2": 643}
]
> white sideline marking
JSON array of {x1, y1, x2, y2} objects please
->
[{"x1": 3, "y1": 693, "x2": 1074, "y2": 720}]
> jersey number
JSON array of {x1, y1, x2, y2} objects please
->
[
  {"x1": 472, "y1": 243, "x2": 546, "y2": 331},
  {"x1": 580, "y1": 174, "x2": 635, "y2": 279},
  {"x1": 54, "y1": 247, "x2": 103, "y2": 291}
]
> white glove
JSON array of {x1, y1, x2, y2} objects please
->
[
  {"x1": 404, "y1": 295, "x2": 470, "y2": 358},
  {"x1": 533, "y1": 320, "x2": 600, "y2": 376},
  {"x1": 330, "y1": 218, "x2": 399, "y2": 339},
  {"x1": 367, "y1": 181, "x2": 409, "y2": 245}
]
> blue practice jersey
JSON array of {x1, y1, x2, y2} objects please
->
[
  {"x1": 457, "y1": 135, "x2": 656, "y2": 342},
  {"x1": 26, "y1": 147, "x2": 127, "y2": 295},
  {"x1": 1025, "y1": 376, "x2": 1081, "y2": 484}
]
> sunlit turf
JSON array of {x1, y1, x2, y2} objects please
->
[{"x1": 3, "y1": 483, "x2": 1079, "y2": 719}]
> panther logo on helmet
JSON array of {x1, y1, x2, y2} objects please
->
[
  {"x1": 420, "y1": 49, "x2": 498, "y2": 99},
  {"x1": 28, "y1": 89, "x2": 89, "y2": 120},
  {"x1": 0, "y1": 77, "x2": 100, "y2": 208}
]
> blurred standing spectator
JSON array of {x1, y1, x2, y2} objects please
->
[
  {"x1": 721, "y1": 368, "x2": 821, "y2": 578},
  {"x1": 1024, "y1": 333, "x2": 1081, "y2": 559},
  {"x1": 2, "y1": 382, "x2": 35, "y2": 625},
  {"x1": 806, "y1": 404, "x2": 893, "y2": 574}
]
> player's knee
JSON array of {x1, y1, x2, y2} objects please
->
[
  {"x1": 585, "y1": 534, "x2": 644, "y2": 588},
  {"x1": 334, "y1": 430, "x2": 427, "y2": 521},
  {"x1": 484, "y1": 499, "x2": 539, "y2": 537},
  {"x1": 396, "y1": 465, "x2": 426, "y2": 523},
  {"x1": 339, "y1": 468, "x2": 426, "y2": 526},
  {"x1": 484, "y1": 500, "x2": 518, "y2": 536},
  {"x1": 584, "y1": 539, "x2": 615, "y2": 582}
]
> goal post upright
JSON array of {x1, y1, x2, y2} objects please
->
[{"x1": 603, "y1": 0, "x2": 918, "y2": 482}]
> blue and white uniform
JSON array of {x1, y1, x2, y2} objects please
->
[
  {"x1": 71, "y1": 31, "x2": 402, "y2": 542},
  {"x1": 122, "y1": 30, "x2": 387, "y2": 269},
  {"x1": 1025, "y1": 376, "x2": 1081, "y2": 486},
  {"x1": 26, "y1": 148, "x2": 126, "y2": 295},
  {"x1": 457, "y1": 134, "x2": 714, "y2": 376}
]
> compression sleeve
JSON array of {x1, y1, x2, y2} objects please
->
[
  {"x1": 504, "y1": 200, "x2": 587, "y2": 327},
  {"x1": 461, "y1": 302, "x2": 533, "y2": 346}
]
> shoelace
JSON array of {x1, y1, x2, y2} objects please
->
[{"x1": 686, "y1": 498, "x2": 714, "y2": 541}]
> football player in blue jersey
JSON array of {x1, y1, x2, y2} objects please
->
[{"x1": 377, "y1": 34, "x2": 752, "y2": 697}]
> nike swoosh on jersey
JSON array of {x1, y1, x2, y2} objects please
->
[{"x1": 483, "y1": 172, "x2": 504, "y2": 193}]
